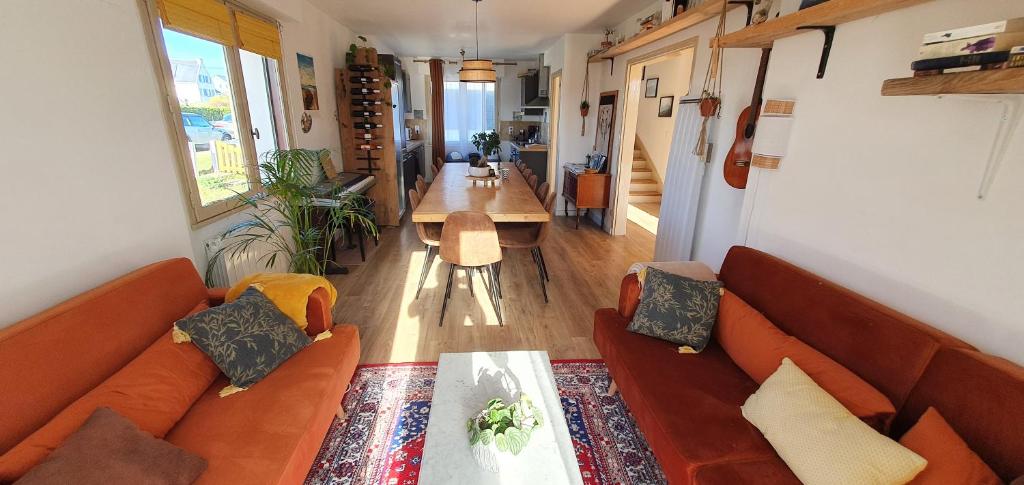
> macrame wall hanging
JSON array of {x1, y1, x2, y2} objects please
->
[
  {"x1": 694, "y1": 0, "x2": 729, "y2": 157},
  {"x1": 581, "y1": 55, "x2": 591, "y2": 136}
]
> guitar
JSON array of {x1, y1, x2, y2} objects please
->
[{"x1": 723, "y1": 48, "x2": 772, "y2": 189}]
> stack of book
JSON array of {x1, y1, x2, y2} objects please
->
[{"x1": 913, "y1": 18, "x2": 1024, "y2": 76}]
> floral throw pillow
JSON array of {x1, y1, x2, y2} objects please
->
[
  {"x1": 174, "y1": 286, "x2": 310, "y2": 395},
  {"x1": 626, "y1": 267, "x2": 724, "y2": 352}
]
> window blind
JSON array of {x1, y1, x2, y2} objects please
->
[
  {"x1": 234, "y1": 10, "x2": 281, "y2": 60},
  {"x1": 156, "y1": 0, "x2": 236, "y2": 47}
]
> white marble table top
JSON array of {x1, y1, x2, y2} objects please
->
[{"x1": 418, "y1": 351, "x2": 584, "y2": 485}]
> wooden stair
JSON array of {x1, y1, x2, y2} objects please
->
[{"x1": 628, "y1": 142, "x2": 662, "y2": 203}]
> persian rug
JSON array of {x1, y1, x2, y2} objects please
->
[{"x1": 305, "y1": 360, "x2": 666, "y2": 485}]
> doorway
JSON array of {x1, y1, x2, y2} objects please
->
[
  {"x1": 610, "y1": 40, "x2": 697, "y2": 237},
  {"x1": 547, "y1": 70, "x2": 562, "y2": 192}
]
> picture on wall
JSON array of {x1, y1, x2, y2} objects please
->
[
  {"x1": 645, "y1": 78, "x2": 659, "y2": 98},
  {"x1": 594, "y1": 91, "x2": 619, "y2": 169},
  {"x1": 658, "y1": 96, "x2": 674, "y2": 117},
  {"x1": 297, "y1": 53, "x2": 319, "y2": 110}
]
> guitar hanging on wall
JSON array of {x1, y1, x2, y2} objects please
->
[{"x1": 723, "y1": 48, "x2": 772, "y2": 189}]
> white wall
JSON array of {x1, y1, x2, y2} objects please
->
[
  {"x1": 0, "y1": 0, "x2": 196, "y2": 325},
  {"x1": 634, "y1": 55, "x2": 692, "y2": 188},
  {"x1": 741, "y1": 0, "x2": 1024, "y2": 363}
]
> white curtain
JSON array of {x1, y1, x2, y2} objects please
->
[
  {"x1": 443, "y1": 81, "x2": 496, "y2": 158},
  {"x1": 654, "y1": 101, "x2": 712, "y2": 262}
]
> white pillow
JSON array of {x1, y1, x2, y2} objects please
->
[{"x1": 742, "y1": 358, "x2": 927, "y2": 485}]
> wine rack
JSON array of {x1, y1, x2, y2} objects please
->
[{"x1": 335, "y1": 48, "x2": 400, "y2": 226}]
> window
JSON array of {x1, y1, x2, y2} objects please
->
[
  {"x1": 145, "y1": 0, "x2": 288, "y2": 223},
  {"x1": 443, "y1": 81, "x2": 496, "y2": 157}
]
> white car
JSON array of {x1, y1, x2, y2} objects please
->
[
  {"x1": 181, "y1": 113, "x2": 231, "y2": 145},
  {"x1": 212, "y1": 113, "x2": 237, "y2": 140}
]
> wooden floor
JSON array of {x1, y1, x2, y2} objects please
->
[{"x1": 328, "y1": 215, "x2": 654, "y2": 364}]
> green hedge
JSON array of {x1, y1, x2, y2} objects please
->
[{"x1": 180, "y1": 106, "x2": 231, "y2": 122}]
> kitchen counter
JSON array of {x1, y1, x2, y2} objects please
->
[
  {"x1": 510, "y1": 142, "x2": 549, "y2": 185},
  {"x1": 401, "y1": 139, "x2": 426, "y2": 153},
  {"x1": 511, "y1": 141, "x2": 548, "y2": 152}
]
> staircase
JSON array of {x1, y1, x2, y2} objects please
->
[{"x1": 626, "y1": 136, "x2": 662, "y2": 234}]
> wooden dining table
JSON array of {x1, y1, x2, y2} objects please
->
[{"x1": 412, "y1": 163, "x2": 551, "y2": 223}]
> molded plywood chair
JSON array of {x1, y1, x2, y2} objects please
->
[
  {"x1": 433, "y1": 157, "x2": 444, "y2": 175},
  {"x1": 522, "y1": 168, "x2": 534, "y2": 180},
  {"x1": 497, "y1": 192, "x2": 556, "y2": 302},
  {"x1": 408, "y1": 189, "x2": 443, "y2": 299},
  {"x1": 415, "y1": 176, "x2": 428, "y2": 197},
  {"x1": 526, "y1": 174, "x2": 539, "y2": 192},
  {"x1": 438, "y1": 211, "x2": 503, "y2": 326},
  {"x1": 535, "y1": 181, "x2": 550, "y2": 202}
]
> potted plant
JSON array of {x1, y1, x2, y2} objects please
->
[
  {"x1": 580, "y1": 100, "x2": 590, "y2": 117},
  {"x1": 205, "y1": 149, "x2": 377, "y2": 283},
  {"x1": 601, "y1": 28, "x2": 615, "y2": 49},
  {"x1": 469, "y1": 131, "x2": 501, "y2": 176},
  {"x1": 467, "y1": 395, "x2": 544, "y2": 471}
]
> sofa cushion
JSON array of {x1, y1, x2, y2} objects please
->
[
  {"x1": 0, "y1": 258, "x2": 209, "y2": 454},
  {"x1": 715, "y1": 290, "x2": 895, "y2": 431},
  {"x1": 594, "y1": 308, "x2": 777, "y2": 483},
  {"x1": 626, "y1": 267, "x2": 723, "y2": 352},
  {"x1": 174, "y1": 287, "x2": 311, "y2": 392},
  {"x1": 15, "y1": 408, "x2": 207, "y2": 485},
  {"x1": 742, "y1": 358, "x2": 926, "y2": 485},
  {"x1": 900, "y1": 407, "x2": 1001, "y2": 485},
  {"x1": 166, "y1": 324, "x2": 360, "y2": 485},
  {"x1": 0, "y1": 313, "x2": 219, "y2": 481}
]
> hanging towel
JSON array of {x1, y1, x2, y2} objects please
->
[{"x1": 225, "y1": 273, "x2": 337, "y2": 331}]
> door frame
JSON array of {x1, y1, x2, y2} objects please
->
[{"x1": 547, "y1": 69, "x2": 562, "y2": 199}]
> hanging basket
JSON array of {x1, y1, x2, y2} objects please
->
[
  {"x1": 699, "y1": 97, "x2": 720, "y2": 117},
  {"x1": 580, "y1": 107, "x2": 590, "y2": 117}
]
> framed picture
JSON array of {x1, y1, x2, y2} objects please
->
[
  {"x1": 645, "y1": 78, "x2": 659, "y2": 98},
  {"x1": 593, "y1": 91, "x2": 619, "y2": 172},
  {"x1": 658, "y1": 96, "x2": 674, "y2": 117},
  {"x1": 297, "y1": 53, "x2": 319, "y2": 110}
]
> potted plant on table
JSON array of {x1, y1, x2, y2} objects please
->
[
  {"x1": 205, "y1": 148, "x2": 378, "y2": 284},
  {"x1": 467, "y1": 395, "x2": 545, "y2": 471},
  {"x1": 470, "y1": 130, "x2": 502, "y2": 177}
]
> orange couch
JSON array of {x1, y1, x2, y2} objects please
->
[
  {"x1": 594, "y1": 246, "x2": 1024, "y2": 484},
  {"x1": 0, "y1": 259, "x2": 359, "y2": 484}
]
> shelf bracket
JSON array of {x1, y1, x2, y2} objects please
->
[
  {"x1": 938, "y1": 95, "x2": 1023, "y2": 200},
  {"x1": 728, "y1": 0, "x2": 754, "y2": 26},
  {"x1": 796, "y1": 25, "x2": 835, "y2": 79},
  {"x1": 610, "y1": 57, "x2": 615, "y2": 76}
]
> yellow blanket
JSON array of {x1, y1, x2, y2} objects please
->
[{"x1": 226, "y1": 273, "x2": 337, "y2": 331}]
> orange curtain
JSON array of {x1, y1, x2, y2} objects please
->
[{"x1": 429, "y1": 59, "x2": 446, "y2": 165}]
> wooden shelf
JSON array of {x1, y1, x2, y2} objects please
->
[
  {"x1": 881, "y1": 69, "x2": 1024, "y2": 96},
  {"x1": 714, "y1": 0, "x2": 930, "y2": 48},
  {"x1": 589, "y1": 0, "x2": 731, "y2": 63}
]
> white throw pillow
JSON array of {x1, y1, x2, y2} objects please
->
[{"x1": 742, "y1": 358, "x2": 927, "y2": 485}]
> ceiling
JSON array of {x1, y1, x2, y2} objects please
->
[{"x1": 306, "y1": 0, "x2": 653, "y2": 59}]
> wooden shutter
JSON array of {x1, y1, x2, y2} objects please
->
[
  {"x1": 234, "y1": 10, "x2": 282, "y2": 60},
  {"x1": 156, "y1": 0, "x2": 236, "y2": 47}
]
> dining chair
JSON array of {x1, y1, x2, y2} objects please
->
[
  {"x1": 497, "y1": 191, "x2": 556, "y2": 303},
  {"x1": 408, "y1": 190, "x2": 443, "y2": 300},
  {"x1": 526, "y1": 174, "x2": 538, "y2": 192},
  {"x1": 415, "y1": 176, "x2": 428, "y2": 197},
  {"x1": 438, "y1": 211, "x2": 503, "y2": 326},
  {"x1": 535, "y1": 181, "x2": 550, "y2": 202},
  {"x1": 433, "y1": 157, "x2": 444, "y2": 175},
  {"x1": 522, "y1": 168, "x2": 534, "y2": 180}
]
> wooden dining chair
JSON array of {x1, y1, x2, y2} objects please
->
[
  {"x1": 438, "y1": 211, "x2": 503, "y2": 326},
  {"x1": 526, "y1": 174, "x2": 539, "y2": 192},
  {"x1": 535, "y1": 181, "x2": 550, "y2": 202},
  {"x1": 497, "y1": 192, "x2": 556, "y2": 303},
  {"x1": 522, "y1": 168, "x2": 534, "y2": 180},
  {"x1": 408, "y1": 190, "x2": 443, "y2": 300},
  {"x1": 415, "y1": 176, "x2": 428, "y2": 197},
  {"x1": 433, "y1": 157, "x2": 444, "y2": 175},
  {"x1": 516, "y1": 161, "x2": 526, "y2": 173}
]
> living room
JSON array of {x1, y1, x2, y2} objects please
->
[{"x1": 1, "y1": 0, "x2": 1022, "y2": 484}]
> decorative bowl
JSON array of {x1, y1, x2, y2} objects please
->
[{"x1": 468, "y1": 166, "x2": 491, "y2": 177}]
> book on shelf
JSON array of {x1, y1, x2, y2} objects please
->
[
  {"x1": 923, "y1": 17, "x2": 1024, "y2": 44},
  {"x1": 918, "y1": 32, "x2": 1024, "y2": 60},
  {"x1": 911, "y1": 51, "x2": 1011, "y2": 71},
  {"x1": 1011, "y1": 46, "x2": 1024, "y2": 68},
  {"x1": 912, "y1": 62, "x2": 1008, "y2": 77}
]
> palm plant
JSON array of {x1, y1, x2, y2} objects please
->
[{"x1": 206, "y1": 148, "x2": 378, "y2": 284}]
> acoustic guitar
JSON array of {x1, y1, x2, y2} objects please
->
[{"x1": 723, "y1": 48, "x2": 772, "y2": 189}]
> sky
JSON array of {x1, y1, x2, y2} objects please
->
[{"x1": 163, "y1": 28, "x2": 228, "y2": 78}]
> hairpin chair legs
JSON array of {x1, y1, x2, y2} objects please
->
[
  {"x1": 484, "y1": 264, "x2": 503, "y2": 326},
  {"x1": 415, "y1": 245, "x2": 437, "y2": 300},
  {"x1": 536, "y1": 247, "x2": 550, "y2": 282},
  {"x1": 530, "y1": 248, "x2": 549, "y2": 303},
  {"x1": 437, "y1": 263, "x2": 503, "y2": 327},
  {"x1": 439, "y1": 263, "x2": 455, "y2": 327},
  {"x1": 467, "y1": 267, "x2": 474, "y2": 297},
  {"x1": 493, "y1": 262, "x2": 502, "y2": 299}
]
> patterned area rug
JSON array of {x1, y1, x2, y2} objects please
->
[{"x1": 305, "y1": 360, "x2": 666, "y2": 484}]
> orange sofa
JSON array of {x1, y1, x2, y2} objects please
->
[
  {"x1": 0, "y1": 258, "x2": 360, "y2": 484},
  {"x1": 594, "y1": 246, "x2": 1024, "y2": 484}
]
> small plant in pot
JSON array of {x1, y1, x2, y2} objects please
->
[
  {"x1": 467, "y1": 396, "x2": 544, "y2": 471},
  {"x1": 469, "y1": 130, "x2": 501, "y2": 177},
  {"x1": 580, "y1": 100, "x2": 590, "y2": 117}
]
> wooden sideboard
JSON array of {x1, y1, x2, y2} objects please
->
[{"x1": 562, "y1": 165, "x2": 611, "y2": 229}]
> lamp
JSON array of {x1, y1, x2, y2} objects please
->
[
  {"x1": 751, "y1": 99, "x2": 796, "y2": 170},
  {"x1": 459, "y1": 0, "x2": 496, "y2": 83}
]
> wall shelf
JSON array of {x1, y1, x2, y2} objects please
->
[
  {"x1": 881, "y1": 70, "x2": 1024, "y2": 96},
  {"x1": 713, "y1": 0, "x2": 931, "y2": 48},
  {"x1": 589, "y1": 0, "x2": 733, "y2": 63}
]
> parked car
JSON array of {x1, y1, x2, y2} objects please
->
[
  {"x1": 212, "y1": 113, "x2": 237, "y2": 140},
  {"x1": 181, "y1": 113, "x2": 231, "y2": 145}
]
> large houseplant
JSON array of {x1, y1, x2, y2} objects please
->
[
  {"x1": 471, "y1": 130, "x2": 501, "y2": 162},
  {"x1": 206, "y1": 148, "x2": 377, "y2": 284}
]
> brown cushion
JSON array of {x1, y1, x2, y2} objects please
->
[
  {"x1": 714, "y1": 290, "x2": 896, "y2": 431},
  {"x1": 15, "y1": 407, "x2": 206, "y2": 485},
  {"x1": 900, "y1": 407, "x2": 1002, "y2": 485}
]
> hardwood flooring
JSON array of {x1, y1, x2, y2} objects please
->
[{"x1": 328, "y1": 216, "x2": 654, "y2": 364}]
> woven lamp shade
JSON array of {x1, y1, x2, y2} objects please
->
[{"x1": 460, "y1": 59, "x2": 496, "y2": 83}]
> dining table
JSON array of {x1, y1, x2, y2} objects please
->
[{"x1": 411, "y1": 162, "x2": 551, "y2": 223}]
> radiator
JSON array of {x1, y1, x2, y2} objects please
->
[{"x1": 203, "y1": 236, "x2": 279, "y2": 287}]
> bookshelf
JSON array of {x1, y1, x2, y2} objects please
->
[
  {"x1": 588, "y1": 0, "x2": 733, "y2": 63},
  {"x1": 882, "y1": 70, "x2": 1024, "y2": 96},
  {"x1": 713, "y1": 0, "x2": 931, "y2": 48}
]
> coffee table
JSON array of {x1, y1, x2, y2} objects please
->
[{"x1": 418, "y1": 351, "x2": 584, "y2": 485}]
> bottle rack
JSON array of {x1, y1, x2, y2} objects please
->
[{"x1": 335, "y1": 51, "x2": 400, "y2": 226}]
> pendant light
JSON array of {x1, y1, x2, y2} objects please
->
[{"x1": 459, "y1": 0, "x2": 496, "y2": 83}]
